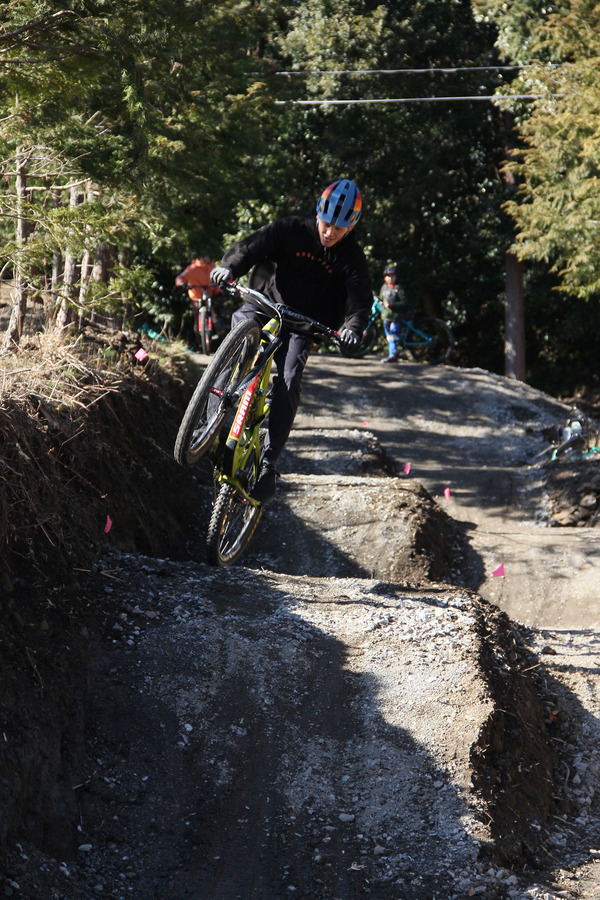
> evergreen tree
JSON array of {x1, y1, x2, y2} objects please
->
[{"x1": 473, "y1": 0, "x2": 600, "y2": 299}]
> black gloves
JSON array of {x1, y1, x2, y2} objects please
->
[
  {"x1": 210, "y1": 266, "x2": 233, "y2": 286},
  {"x1": 339, "y1": 328, "x2": 360, "y2": 349}
]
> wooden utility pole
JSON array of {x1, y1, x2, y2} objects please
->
[{"x1": 505, "y1": 250, "x2": 526, "y2": 381}]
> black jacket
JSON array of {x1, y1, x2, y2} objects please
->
[{"x1": 221, "y1": 214, "x2": 372, "y2": 334}]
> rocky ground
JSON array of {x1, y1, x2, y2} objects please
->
[{"x1": 1, "y1": 329, "x2": 600, "y2": 899}]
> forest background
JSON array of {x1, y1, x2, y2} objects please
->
[{"x1": 1, "y1": 0, "x2": 600, "y2": 398}]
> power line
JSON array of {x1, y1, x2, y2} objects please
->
[
  {"x1": 274, "y1": 65, "x2": 531, "y2": 76},
  {"x1": 273, "y1": 94, "x2": 553, "y2": 105}
]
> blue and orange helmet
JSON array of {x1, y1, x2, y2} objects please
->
[{"x1": 316, "y1": 180, "x2": 362, "y2": 228}]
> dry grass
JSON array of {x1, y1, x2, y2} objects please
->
[
  {"x1": 0, "y1": 325, "x2": 134, "y2": 412},
  {"x1": 0, "y1": 319, "x2": 197, "y2": 589}
]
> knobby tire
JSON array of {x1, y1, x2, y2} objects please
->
[
  {"x1": 174, "y1": 319, "x2": 261, "y2": 466},
  {"x1": 409, "y1": 317, "x2": 454, "y2": 365},
  {"x1": 207, "y1": 484, "x2": 263, "y2": 566}
]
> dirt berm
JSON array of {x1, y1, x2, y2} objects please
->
[{"x1": 1, "y1": 338, "x2": 599, "y2": 899}]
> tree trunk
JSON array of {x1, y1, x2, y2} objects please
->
[
  {"x1": 2, "y1": 146, "x2": 29, "y2": 349},
  {"x1": 56, "y1": 182, "x2": 82, "y2": 330},
  {"x1": 50, "y1": 189, "x2": 63, "y2": 317},
  {"x1": 90, "y1": 243, "x2": 112, "y2": 325},
  {"x1": 504, "y1": 251, "x2": 526, "y2": 382},
  {"x1": 118, "y1": 247, "x2": 133, "y2": 330}
]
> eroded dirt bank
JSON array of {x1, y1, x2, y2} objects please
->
[{"x1": 1, "y1": 343, "x2": 600, "y2": 899}]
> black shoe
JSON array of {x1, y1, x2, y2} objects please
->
[{"x1": 251, "y1": 461, "x2": 278, "y2": 504}]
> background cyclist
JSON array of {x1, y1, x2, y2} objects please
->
[
  {"x1": 210, "y1": 179, "x2": 372, "y2": 503},
  {"x1": 175, "y1": 254, "x2": 222, "y2": 347},
  {"x1": 379, "y1": 264, "x2": 411, "y2": 364}
]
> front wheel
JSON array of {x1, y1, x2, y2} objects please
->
[
  {"x1": 199, "y1": 307, "x2": 211, "y2": 355},
  {"x1": 174, "y1": 319, "x2": 261, "y2": 466},
  {"x1": 408, "y1": 318, "x2": 454, "y2": 365},
  {"x1": 207, "y1": 484, "x2": 263, "y2": 566}
]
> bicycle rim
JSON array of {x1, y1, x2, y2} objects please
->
[
  {"x1": 207, "y1": 484, "x2": 263, "y2": 566},
  {"x1": 174, "y1": 320, "x2": 261, "y2": 466},
  {"x1": 408, "y1": 318, "x2": 454, "y2": 364}
]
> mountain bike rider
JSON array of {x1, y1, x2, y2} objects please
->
[
  {"x1": 175, "y1": 254, "x2": 222, "y2": 346},
  {"x1": 210, "y1": 179, "x2": 372, "y2": 503}
]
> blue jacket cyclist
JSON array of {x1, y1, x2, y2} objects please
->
[{"x1": 211, "y1": 179, "x2": 372, "y2": 503}]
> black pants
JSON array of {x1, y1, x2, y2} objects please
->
[{"x1": 232, "y1": 304, "x2": 312, "y2": 463}]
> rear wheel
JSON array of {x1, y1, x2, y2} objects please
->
[
  {"x1": 408, "y1": 317, "x2": 454, "y2": 365},
  {"x1": 207, "y1": 484, "x2": 263, "y2": 566},
  {"x1": 174, "y1": 319, "x2": 261, "y2": 466}
]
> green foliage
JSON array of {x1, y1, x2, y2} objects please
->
[
  {"x1": 0, "y1": 0, "x2": 272, "y2": 330},
  {"x1": 501, "y1": 58, "x2": 600, "y2": 299},
  {"x1": 475, "y1": 0, "x2": 600, "y2": 302},
  {"x1": 1, "y1": 0, "x2": 596, "y2": 394},
  {"x1": 263, "y1": 0, "x2": 513, "y2": 374}
]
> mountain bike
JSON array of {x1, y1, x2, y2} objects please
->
[
  {"x1": 339, "y1": 296, "x2": 454, "y2": 364},
  {"x1": 197, "y1": 286, "x2": 219, "y2": 355},
  {"x1": 174, "y1": 281, "x2": 341, "y2": 566},
  {"x1": 184, "y1": 284, "x2": 232, "y2": 355}
]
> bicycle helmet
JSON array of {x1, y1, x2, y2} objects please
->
[
  {"x1": 317, "y1": 180, "x2": 362, "y2": 228},
  {"x1": 384, "y1": 265, "x2": 398, "y2": 277}
]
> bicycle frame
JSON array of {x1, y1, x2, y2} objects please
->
[
  {"x1": 215, "y1": 316, "x2": 280, "y2": 505},
  {"x1": 366, "y1": 300, "x2": 431, "y2": 354},
  {"x1": 349, "y1": 298, "x2": 426, "y2": 352},
  {"x1": 210, "y1": 281, "x2": 340, "y2": 500},
  {"x1": 400, "y1": 319, "x2": 432, "y2": 353}
]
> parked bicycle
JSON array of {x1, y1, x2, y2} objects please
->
[
  {"x1": 339, "y1": 296, "x2": 454, "y2": 365},
  {"x1": 174, "y1": 281, "x2": 341, "y2": 566},
  {"x1": 550, "y1": 412, "x2": 600, "y2": 461}
]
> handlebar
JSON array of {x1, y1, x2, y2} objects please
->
[{"x1": 219, "y1": 279, "x2": 341, "y2": 346}]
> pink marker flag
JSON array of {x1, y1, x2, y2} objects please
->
[
  {"x1": 444, "y1": 487, "x2": 451, "y2": 499},
  {"x1": 492, "y1": 562, "x2": 505, "y2": 577},
  {"x1": 362, "y1": 420, "x2": 369, "y2": 427},
  {"x1": 404, "y1": 462, "x2": 411, "y2": 475},
  {"x1": 104, "y1": 515, "x2": 113, "y2": 534},
  {"x1": 135, "y1": 347, "x2": 148, "y2": 362}
]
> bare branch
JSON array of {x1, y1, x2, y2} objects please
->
[{"x1": 0, "y1": 10, "x2": 76, "y2": 45}]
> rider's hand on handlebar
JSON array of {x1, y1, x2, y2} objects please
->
[
  {"x1": 339, "y1": 328, "x2": 360, "y2": 349},
  {"x1": 210, "y1": 266, "x2": 233, "y2": 287}
]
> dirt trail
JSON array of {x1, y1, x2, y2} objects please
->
[
  {"x1": 292, "y1": 356, "x2": 600, "y2": 630},
  {"x1": 3, "y1": 351, "x2": 600, "y2": 900}
]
